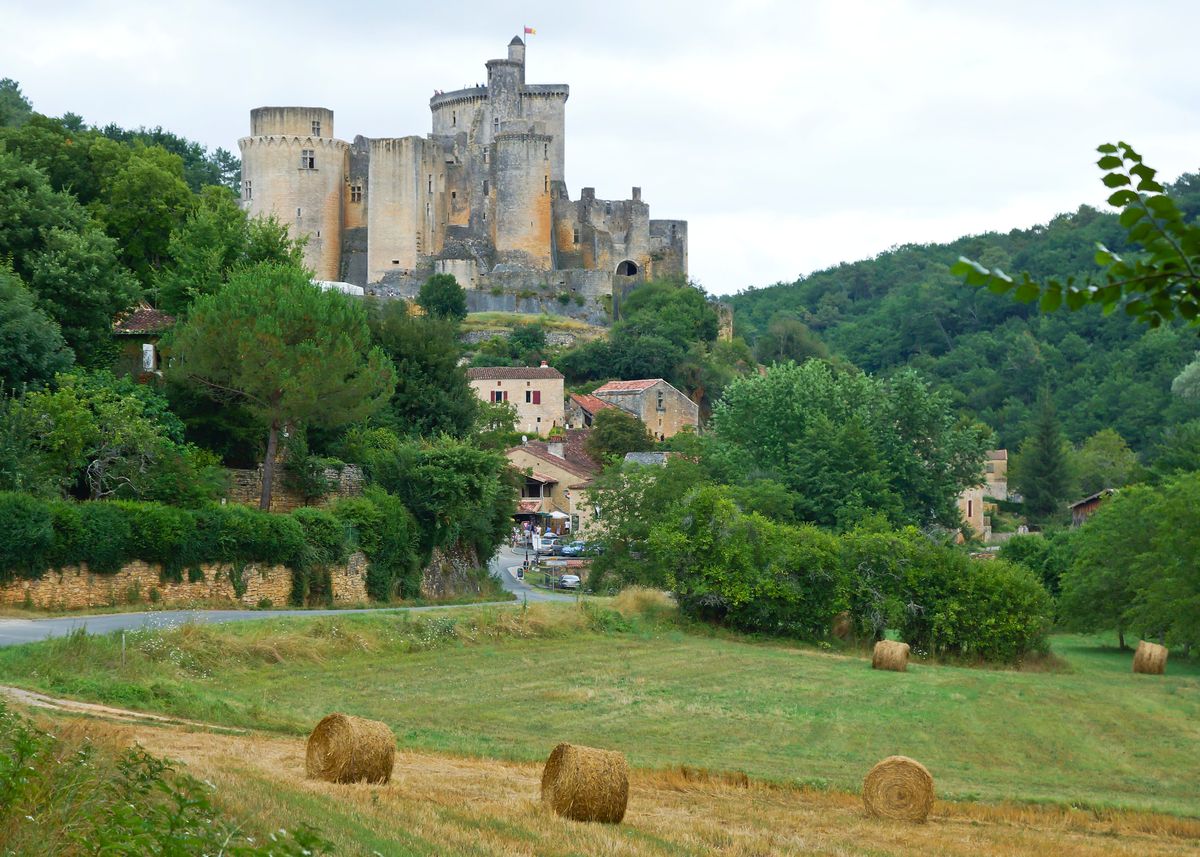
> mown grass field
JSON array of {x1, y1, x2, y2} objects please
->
[{"x1": 1, "y1": 599, "x2": 1198, "y2": 847}]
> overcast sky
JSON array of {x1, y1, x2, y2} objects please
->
[{"x1": 4, "y1": 0, "x2": 1199, "y2": 295}]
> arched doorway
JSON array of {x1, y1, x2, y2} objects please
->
[{"x1": 615, "y1": 259, "x2": 639, "y2": 276}]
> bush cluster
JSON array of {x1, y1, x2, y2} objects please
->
[
  {"x1": 647, "y1": 486, "x2": 1052, "y2": 664},
  {"x1": 0, "y1": 490, "x2": 422, "y2": 605}
]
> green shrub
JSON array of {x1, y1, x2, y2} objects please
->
[
  {"x1": 45, "y1": 501, "x2": 84, "y2": 570},
  {"x1": 332, "y1": 487, "x2": 420, "y2": 601},
  {"x1": 76, "y1": 502, "x2": 133, "y2": 573},
  {"x1": 115, "y1": 501, "x2": 191, "y2": 578},
  {"x1": 557, "y1": 291, "x2": 571, "y2": 304},
  {"x1": 898, "y1": 557, "x2": 1052, "y2": 663},
  {"x1": 292, "y1": 507, "x2": 349, "y2": 567},
  {"x1": 0, "y1": 492, "x2": 53, "y2": 579}
]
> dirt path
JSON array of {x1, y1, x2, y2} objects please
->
[{"x1": 0, "y1": 684, "x2": 245, "y2": 732}]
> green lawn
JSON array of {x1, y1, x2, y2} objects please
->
[{"x1": 1, "y1": 605, "x2": 1197, "y2": 817}]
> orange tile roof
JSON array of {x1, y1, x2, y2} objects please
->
[
  {"x1": 569, "y1": 393, "x2": 615, "y2": 414},
  {"x1": 112, "y1": 304, "x2": 176, "y2": 335},
  {"x1": 593, "y1": 379, "x2": 662, "y2": 393}
]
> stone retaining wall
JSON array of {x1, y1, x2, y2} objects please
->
[
  {"x1": 0, "y1": 551, "x2": 369, "y2": 611},
  {"x1": 226, "y1": 464, "x2": 364, "y2": 513}
]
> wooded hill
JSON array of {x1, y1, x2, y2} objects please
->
[{"x1": 729, "y1": 174, "x2": 1200, "y2": 451}]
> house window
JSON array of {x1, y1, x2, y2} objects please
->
[
  {"x1": 243, "y1": 179, "x2": 252, "y2": 200},
  {"x1": 300, "y1": 149, "x2": 315, "y2": 170},
  {"x1": 525, "y1": 390, "x2": 541, "y2": 405},
  {"x1": 350, "y1": 184, "x2": 363, "y2": 203},
  {"x1": 141, "y1": 343, "x2": 156, "y2": 372},
  {"x1": 491, "y1": 390, "x2": 508, "y2": 403},
  {"x1": 967, "y1": 499, "x2": 974, "y2": 518},
  {"x1": 656, "y1": 391, "x2": 665, "y2": 412}
]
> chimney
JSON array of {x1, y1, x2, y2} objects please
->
[{"x1": 540, "y1": 360, "x2": 549, "y2": 368}]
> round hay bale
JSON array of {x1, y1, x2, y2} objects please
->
[
  {"x1": 872, "y1": 640, "x2": 910, "y2": 672},
  {"x1": 862, "y1": 755, "x2": 934, "y2": 822},
  {"x1": 541, "y1": 742, "x2": 629, "y2": 824},
  {"x1": 305, "y1": 713, "x2": 395, "y2": 784},
  {"x1": 1133, "y1": 640, "x2": 1168, "y2": 675},
  {"x1": 831, "y1": 611, "x2": 854, "y2": 640}
]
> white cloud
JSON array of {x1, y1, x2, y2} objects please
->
[{"x1": 2, "y1": 0, "x2": 1197, "y2": 294}]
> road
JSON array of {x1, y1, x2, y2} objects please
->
[{"x1": 0, "y1": 546, "x2": 571, "y2": 648}]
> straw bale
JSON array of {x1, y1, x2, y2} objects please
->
[
  {"x1": 862, "y1": 755, "x2": 935, "y2": 822},
  {"x1": 872, "y1": 640, "x2": 910, "y2": 672},
  {"x1": 1133, "y1": 640, "x2": 1168, "y2": 675},
  {"x1": 305, "y1": 713, "x2": 395, "y2": 784},
  {"x1": 541, "y1": 742, "x2": 629, "y2": 823}
]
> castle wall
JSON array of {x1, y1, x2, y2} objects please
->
[
  {"x1": 492, "y1": 130, "x2": 552, "y2": 268},
  {"x1": 367, "y1": 136, "x2": 446, "y2": 283},
  {"x1": 522, "y1": 88, "x2": 568, "y2": 182},
  {"x1": 239, "y1": 131, "x2": 347, "y2": 281},
  {"x1": 649, "y1": 219, "x2": 688, "y2": 280},
  {"x1": 251, "y1": 106, "x2": 334, "y2": 138}
]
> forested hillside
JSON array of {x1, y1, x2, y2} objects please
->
[{"x1": 729, "y1": 175, "x2": 1200, "y2": 451}]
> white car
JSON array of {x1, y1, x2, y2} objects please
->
[{"x1": 556, "y1": 574, "x2": 581, "y2": 590}]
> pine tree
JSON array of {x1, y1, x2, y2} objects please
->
[{"x1": 1016, "y1": 391, "x2": 1071, "y2": 521}]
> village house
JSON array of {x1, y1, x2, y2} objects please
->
[
  {"x1": 466, "y1": 363, "x2": 565, "y2": 436},
  {"x1": 984, "y1": 449, "x2": 1009, "y2": 499},
  {"x1": 564, "y1": 392, "x2": 615, "y2": 429},
  {"x1": 111, "y1": 304, "x2": 175, "y2": 382},
  {"x1": 590, "y1": 378, "x2": 698, "y2": 440},
  {"x1": 1069, "y1": 489, "x2": 1116, "y2": 528},
  {"x1": 505, "y1": 430, "x2": 600, "y2": 538}
]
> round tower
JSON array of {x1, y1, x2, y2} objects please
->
[
  {"x1": 492, "y1": 129, "x2": 553, "y2": 269},
  {"x1": 239, "y1": 107, "x2": 347, "y2": 281}
]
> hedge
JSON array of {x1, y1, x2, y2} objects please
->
[{"x1": 0, "y1": 490, "x2": 417, "y2": 606}]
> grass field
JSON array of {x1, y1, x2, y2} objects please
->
[
  {"x1": 2, "y1": 598, "x2": 1197, "y2": 827},
  {"x1": 462, "y1": 312, "x2": 605, "y2": 336}
]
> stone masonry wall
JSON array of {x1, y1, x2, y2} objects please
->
[
  {"x1": 226, "y1": 464, "x2": 364, "y2": 513},
  {"x1": 0, "y1": 551, "x2": 369, "y2": 611}
]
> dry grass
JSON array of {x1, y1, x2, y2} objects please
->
[
  {"x1": 109, "y1": 721, "x2": 1200, "y2": 857},
  {"x1": 610, "y1": 586, "x2": 676, "y2": 621}
]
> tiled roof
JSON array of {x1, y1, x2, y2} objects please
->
[
  {"x1": 987, "y1": 449, "x2": 1008, "y2": 461},
  {"x1": 517, "y1": 499, "x2": 542, "y2": 514},
  {"x1": 527, "y1": 471, "x2": 559, "y2": 484},
  {"x1": 113, "y1": 305, "x2": 176, "y2": 335},
  {"x1": 467, "y1": 365, "x2": 564, "y2": 380},
  {"x1": 593, "y1": 378, "x2": 662, "y2": 393},
  {"x1": 569, "y1": 393, "x2": 615, "y2": 414},
  {"x1": 507, "y1": 429, "x2": 599, "y2": 481}
]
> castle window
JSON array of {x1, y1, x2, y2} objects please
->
[
  {"x1": 311, "y1": 120, "x2": 321, "y2": 136},
  {"x1": 243, "y1": 180, "x2": 252, "y2": 200},
  {"x1": 300, "y1": 149, "x2": 315, "y2": 170},
  {"x1": 350, "y1": 183, "x2": 363, "y2": 203},
  {"x1": 544, "y1": 175, "x2": 548, "y2": 193},
  {"x1": 573, "y1": 228, "x2": 579, "y2": 244},
  {"x1": 451, "y1": 110, "x2": 456, "y2": 127},
  {"x1": 296, "y1": 207, "x2": 302, "y2": 217},
  {"x1": 483, "y1": 180, "x2": 489, "y2": 196},
  {"x1": 451, "y1": 191, "x2": 457, "y2": 201},
  {"x1": 428, "y1": 175, "x2": 432, "y2": 193},
  {"x1": 493, "y1": 117, "x2": 499, "y2": 133},
  {"x1": 483, "y1": 146, "x2": 489, "y2": 164},
  {"x1": 605, "y1": 203, "x2": 612, "y2": 215},
  {"x1": 392, "y1": 260, "x2": 400, "y2": 264}
]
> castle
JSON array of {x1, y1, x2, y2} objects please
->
[{"x1": 238, "y1": 37, "x2": 688, "y2": 317}]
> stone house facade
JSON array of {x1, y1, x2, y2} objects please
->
[
  {"x1": 505, "y1": 430, "x2": 599, "y2": 538},
  {"x1": 467, "y1": 363, "x2": 565, "y2": 435},
  {"x1": 591, "y1": 378, "x2": 699, "y2": 440}
]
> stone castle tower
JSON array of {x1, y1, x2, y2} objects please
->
[{"x1": 238, "y1": 37, "x2": 688, "y2": 314}]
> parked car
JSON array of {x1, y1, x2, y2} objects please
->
[
  {"x1": 536, "y1": 533, "x2": 563, "y2": 556},
  {"x1": 555, "y1": 574, "x2": 581, "y2": 590},
  {"x1": 559, "y1": 540, "x2": 587, "y2": 557}
]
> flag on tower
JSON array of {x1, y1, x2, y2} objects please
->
[{"x1": 524, "y1": 26, "x2": 536, "y2": 35}]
